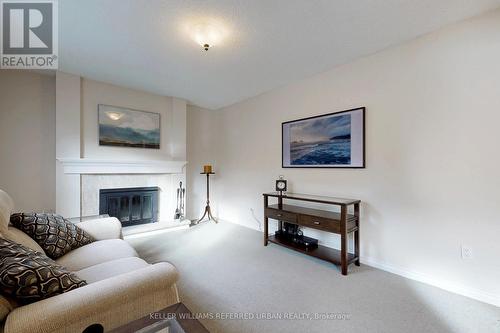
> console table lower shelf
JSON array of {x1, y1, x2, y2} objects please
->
[{"x1": 268, "y1": 234, "x2": 358, "y2": 266}]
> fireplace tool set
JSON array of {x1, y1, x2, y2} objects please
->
[{"x1": 174, "y1": 181, "x2": 185, "y2": 220}]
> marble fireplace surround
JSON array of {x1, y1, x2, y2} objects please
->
[{"x1": 58, "y1": 158, "x2": 187, "y2": 222}]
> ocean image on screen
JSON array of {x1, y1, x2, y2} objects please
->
[{"x1": 290, "y1": 114, "x2": 351, "y2": 165}]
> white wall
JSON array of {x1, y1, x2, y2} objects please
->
[
  {"x1": 0, "y1": 71, "x2": 56, "y2": 212},
  {"x1": 187, "y1": 9, "x2": 500, "y2": 306}
]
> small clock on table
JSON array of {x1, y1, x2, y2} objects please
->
[{"x1": 275, "y1": 176, "x2": 287, "y2": 196}]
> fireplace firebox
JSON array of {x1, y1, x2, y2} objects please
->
[{"x1": 99, "y1": 187, "x2": 159, "y2": 227}]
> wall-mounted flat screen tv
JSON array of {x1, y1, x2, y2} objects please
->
[{"x1": 282, "y1": 107, "x2": 365, "y2": 168}]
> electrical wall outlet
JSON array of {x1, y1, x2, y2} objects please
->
[{"x1": 461, "y1": 245, "x2": 473, "y2": 259}]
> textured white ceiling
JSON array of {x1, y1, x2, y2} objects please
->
[{"x1": 59, "y1": 0, "x2": 500, "y2": 109}]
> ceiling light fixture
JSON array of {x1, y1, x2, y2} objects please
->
[{"x1": 189, "y1": 21, "x2": 225, "y2": 51}]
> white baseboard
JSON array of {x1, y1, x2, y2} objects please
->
[{"x1": 361, "y1": 256, "x2": 500, "y2": 307}]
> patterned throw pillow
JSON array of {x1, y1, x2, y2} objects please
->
[
  {"x1": 10, "y1": 213, "x2": 94, "y2": 259},
  {"x1": 0, "y1": 238, "x2": 86, "y2": 304}
]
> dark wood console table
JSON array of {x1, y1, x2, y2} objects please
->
[{"x1": 263, "y1": 192, "x2": 360, "y2": 275}]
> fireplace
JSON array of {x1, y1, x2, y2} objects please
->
[{"x1": 99, "y1": 187, "x2": 159, "y2": 227}]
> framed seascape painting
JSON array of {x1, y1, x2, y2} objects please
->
[
  {"x1": 282, "y1": 107, "x2": 365, "y2": 168},
  {"x1": 98, "y1": 104, "x2": 160, "y2": 149}
]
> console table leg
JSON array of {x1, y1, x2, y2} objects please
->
[
  {"x1": 340, "y1": 206, "x2": 348, "y2": 275},
  {"x1": 264, "y1": 196, "x2": 269, "y2": 246},
  {"x1": 264, "y1": 218, "x2": 268, "y2": 246},
  {"x1": 341, "y1": 234, "x2": 347, "y2": 275},
  {"x1": 354, "y1": 230, "x2": 360, "y2": 266},
  {"x1": 354, "y1": 203, "x2": 360, "y2": 266}
]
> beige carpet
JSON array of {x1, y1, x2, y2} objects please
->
[{"x1": 127, "y1": 221, "x2": 499, "y2": 333}]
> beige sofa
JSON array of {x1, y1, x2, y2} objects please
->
[{"x1": 0, "y1": 190, "x2": 180, "y2": 333}]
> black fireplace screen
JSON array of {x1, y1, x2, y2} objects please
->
[{"x1": 99, "y1": 187, "x2": 159, "y2": 227}]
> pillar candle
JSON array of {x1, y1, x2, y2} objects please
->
[{"x1": 203, "y1": 165, "x2": 212, "y2": 173}]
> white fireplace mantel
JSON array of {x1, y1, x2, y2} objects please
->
[{"x1": 57, "y1": 158, "x2": 187, "y2": 174}]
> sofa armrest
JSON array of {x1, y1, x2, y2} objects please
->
[
  {"x1": 4, "y1": 262, "x2": 180, "y2": 333},
  {"x1": 75, "y1": 217, "x2": 123, "y2": 240}
]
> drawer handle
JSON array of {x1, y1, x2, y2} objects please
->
[
  {"x1": 276, "y1": 214, "x2": 282, "y2": 217},
  {"x1": 313, "y1": 221, "x2": 321, "y2": 225}
]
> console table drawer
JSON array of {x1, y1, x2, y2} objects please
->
[
  {"x1": 299, "y1": 215, "x2": 339, "y2": 233},
  {"x1": 265, "y1": 208, "x2": 297, "y2": 223}
]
